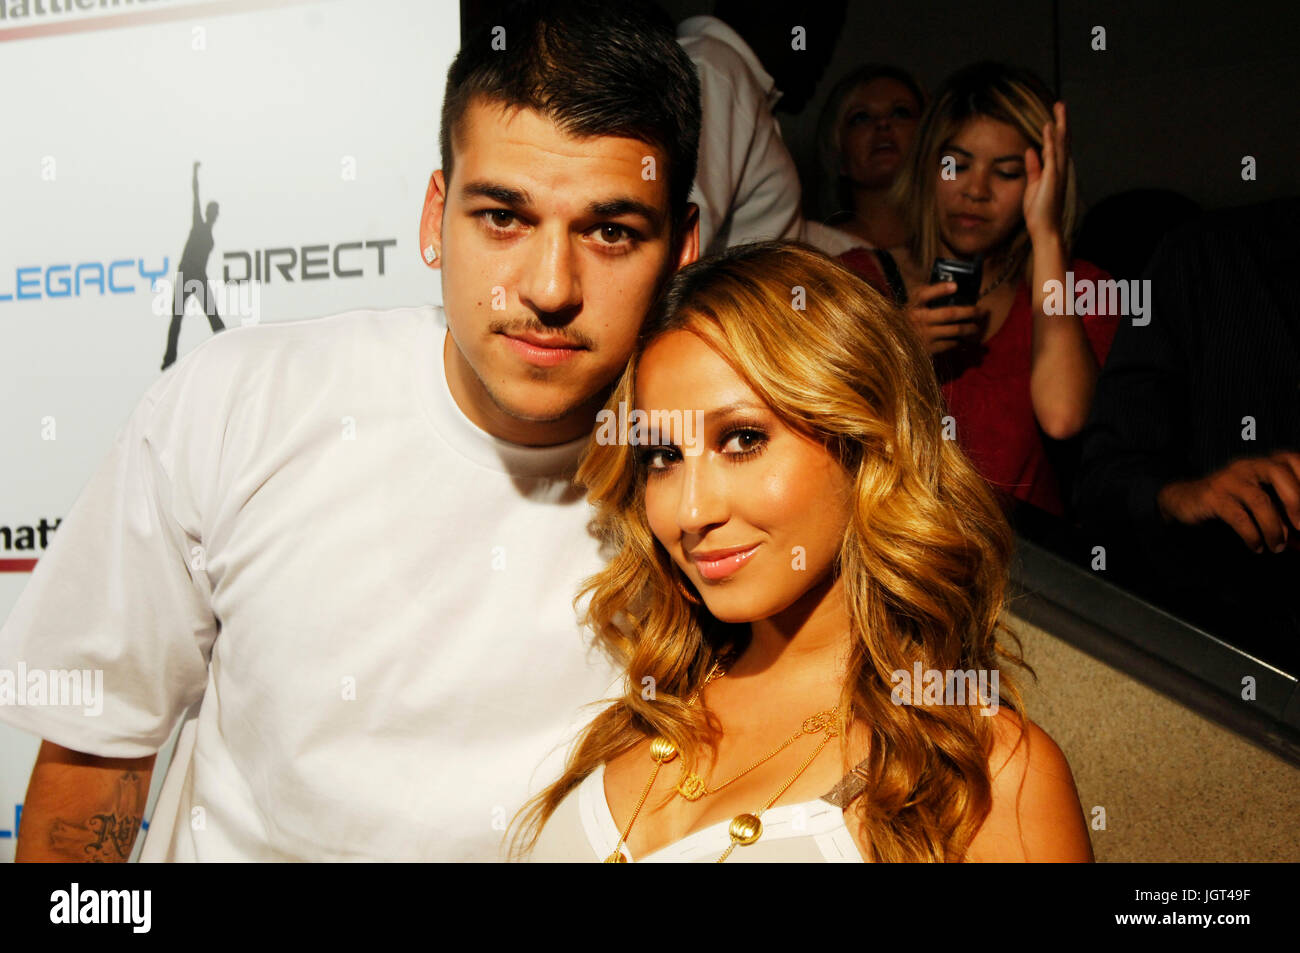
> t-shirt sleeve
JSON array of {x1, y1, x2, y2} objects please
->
[
  {"x1": 685, "y1": 38, "x2": 802, "y2": 253},
  {"x1": 0, "y1": 349, "x2": 224, "y2": 758}
]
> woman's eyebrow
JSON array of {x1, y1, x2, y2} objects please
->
[
  {"x1": 943, "y1": 144, "x2": 1025, "y2": 163},
  {"x1": 703, "y1": 401, "x2": 768, "y2": 422}
]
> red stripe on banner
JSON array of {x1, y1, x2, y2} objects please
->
[
  {"x1": 0, "y1": 0, "x2": 326, "y2": 43},
  {"x1": 0, "y1": 559, "x2": 38, "y2": 573}
]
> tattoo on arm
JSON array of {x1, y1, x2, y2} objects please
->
[{"x1": 48, "y1": 770, "x2": 146, "y2": 862}]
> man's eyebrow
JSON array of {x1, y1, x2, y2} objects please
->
[
  {"x1": 462, "y1": 181, "x2": 531, "y2": 206},
  {"x1": 588, "y1": 197, "x2": 664, "y2": 230}
]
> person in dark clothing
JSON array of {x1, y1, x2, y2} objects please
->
[
  {"x1": 1075, "y1": 197, "x2": 1300, "y2": 664},
  {"x1": 161, "y1": 161, "x2": 225, "y2": 370}
]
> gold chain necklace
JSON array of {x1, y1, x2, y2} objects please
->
[
  {"x1": 977, "y1": 248, "x2": 1026, "y2": 300},
  {"x1": 604, "y1": 659, "x2": 840, "y2": 863},
  {"x1": 675, "y1": 708, "x2": 838, "y2": 801}
]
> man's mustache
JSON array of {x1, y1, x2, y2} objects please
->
[{"x1": 488, "y1": 319, "x2": 594, "y2": 350}]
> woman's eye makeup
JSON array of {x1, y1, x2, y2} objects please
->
[
  {"x1": 634, "y1": 421, "x2": 770, "y2": 474},
  {"x1": 637, "y1": 445, "x2": 679, "y2": 472},
  {"x1": 940, "y1": 156, "x2": 1025, "y2": 181},
  {"x1": 720, "y1": 425, "x2": 769, "y2": 460}
]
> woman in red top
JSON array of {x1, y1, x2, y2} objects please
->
[{"x1": 840, "y1": 63, "x2": 1120, "y2": 516}]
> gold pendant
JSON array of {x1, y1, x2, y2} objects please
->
[
  {"x1": 676, "y1": 772, "x2": 707, "y2": 801},
  {"x1": 729, "y1": 813, "x2": 763, "y2": 846},
  {"x1": 802, "y1": 710, "x2": 839, "y2": 736}
]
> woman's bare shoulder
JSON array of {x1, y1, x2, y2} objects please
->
[{"x1": 964, "y1": 709, "x2": 1094, "y2": 862}]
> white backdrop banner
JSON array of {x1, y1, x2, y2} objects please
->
[{"x1": 0, "y1": 0, "x2": 458, "y2": 861}]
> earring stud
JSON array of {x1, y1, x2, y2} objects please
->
[{"x1": 423, "y1": 244, "x2": 439, "y2": 263}]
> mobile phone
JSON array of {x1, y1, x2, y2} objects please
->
[{"x1": 927, "y1": 257, "x2": 983, "y2": 308}]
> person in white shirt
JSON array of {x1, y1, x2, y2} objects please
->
[
  {"x1": 0, "y1": 0, "x2": 701, "y2": 863},
  {"x1": 677, "y1": 1, "x2": 857, "y2": 258}
]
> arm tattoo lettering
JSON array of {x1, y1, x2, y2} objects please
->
[{"x1": 48, "y1": 770, "x2": 146, "y2": 862}]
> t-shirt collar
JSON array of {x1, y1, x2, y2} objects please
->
[{"x1": 420, "y1": 309, "x2": 591, "y2": 479}]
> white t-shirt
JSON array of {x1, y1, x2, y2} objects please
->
[
  {"x1": 0, "y1": 305, "x2": 623, "y2": 860},
  {"x1": 677, "y1": 15, "x2": 859, "y2": 259}
]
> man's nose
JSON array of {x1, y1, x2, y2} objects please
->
[{"x1": 517, "y1": 224, "x2": 582, "y2": 318}]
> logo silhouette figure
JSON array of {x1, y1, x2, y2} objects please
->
[{"x1": 161, "y1": 161, "x2": 225, "y2": 370}]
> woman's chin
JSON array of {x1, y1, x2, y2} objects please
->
[{"x1": 696, "y1": 588, "x2": 793, "y2": 625}]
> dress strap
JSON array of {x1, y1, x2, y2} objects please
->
[
  {"x1": 820, "y1": 757, "x2": 872, "y2": 808},
  {"x1": 873, "y1": 249, "x2": 909, "y2": 307}
]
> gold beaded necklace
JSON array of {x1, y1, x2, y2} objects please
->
[{"x1": 604, "y1": 659, "x2": 840, "y2": 863}]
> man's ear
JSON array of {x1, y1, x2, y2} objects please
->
[
  {"x1": 419, "y1": 170, "x2": 447, "y2": 271},
  {"x1": 676, "y1": 203, "x2": 701, "y2": 269}
]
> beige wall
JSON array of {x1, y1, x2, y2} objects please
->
[{"x1": 1004, "y1": 612, "x2": 1300, "y2": 862}]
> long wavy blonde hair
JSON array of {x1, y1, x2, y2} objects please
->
[{"x1": 510, "y1": 241, "x2": 1032, "y2": 862}]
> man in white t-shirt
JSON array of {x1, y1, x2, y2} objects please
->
[
  {"x1": 0, "y1": 0, "x2": 700, "y2": 862},
  {"x1": 678, "y1": 1, "x2": 856, "y2": 257}
]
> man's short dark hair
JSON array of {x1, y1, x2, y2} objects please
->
[{"x1": 440, "y1": 0, "x2": 701, "y2": 228}]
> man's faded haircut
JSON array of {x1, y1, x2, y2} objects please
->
[{"x1": 439, "y1": 0, "x2": 701, "y2": 230}]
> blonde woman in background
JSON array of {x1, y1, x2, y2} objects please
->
[
  {"x1": 513, "y1": 241, "x2": 1093, "y2": 863},
  {"x1": 818, "y1": 64, "x2": 926, "y2": 250}
]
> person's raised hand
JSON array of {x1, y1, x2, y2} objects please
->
[
  {"x1": 1156, "y1": 451, "x2": 1300, "y2": 553},
  {"x1": 1022, "y1": 101, "x2": 1068, "y2": 243}
]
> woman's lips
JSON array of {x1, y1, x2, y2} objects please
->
[
  {"x1": 949, "y1": 213, "x2": 988, "y2": 229},
  {"x1": 690, "y1": 543, "x2": 761, "y2": 581}
]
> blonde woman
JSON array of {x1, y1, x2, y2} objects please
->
[
  {"x1": 839, "y1": 62, "x2": 1120, "y2": 517},
  {"x1": 512, "y1": 241, "x2": 1093, "y2": 863},
  {"x1": 817, "y1": 64, "x2": 925, "y2": 250}
]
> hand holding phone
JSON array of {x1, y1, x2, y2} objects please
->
[
  {"x1": 907, "y1": 258, "x2": 988, "y2": 354},
  {"x1": 926, "y1": 257, "x2": 983, "y2": 308}
]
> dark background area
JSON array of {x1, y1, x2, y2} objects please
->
[{"x1": 463, "y1": 0, "x2": 1300, "y2": 219}]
